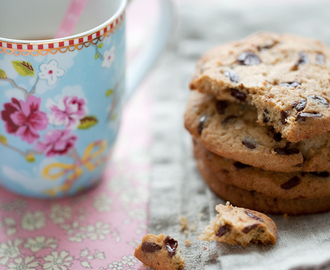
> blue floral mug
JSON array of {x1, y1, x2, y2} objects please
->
[{"x1": 0, "y1": 0, "x2": 173, "y2": 198}]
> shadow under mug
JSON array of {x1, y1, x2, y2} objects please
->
[{"x1": 0, "y1": 0, "x2": 173, "y2": 198}]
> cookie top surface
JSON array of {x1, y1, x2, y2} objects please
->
[
  {"x1": 198, "y1": 203, "x2": 277, "y2": 246},
  {"x1": 190, "y1": 32, "x2": 330, "y2": 142},
  {"x1": 184, "y1": 91, "x2": 330, "y2": 172},
  {"x1": 134, "y1": 234, "x2": 185, "y2": 270},
  {"x1": 193, "y1": 138, "x2": 330, "y2": 200}
]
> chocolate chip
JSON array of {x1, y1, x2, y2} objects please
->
[
  {"x1": 308, "y1": 95, "x2": 329, "y2": 107},
  {"x1": 242, "y1": 139, "x2": 256, "y2": 149},
  {"x1": 309, "y1": 171, "x2": 330, "y2": 178},
  {"x1": 244, "y1": 210, "x2": 263, "y2": 222},
  {"x1": 279, "y1": 81, "x2": 300, "y2": 87},
  {"x1": 292, "y1": 98, "x2": 307, "y2": 111},
  {"x1": 216, "y1": 100, "x2": 228, "y2": 114},
  {"x1": 230, "y1": 88, "x2": 247, "y2": 102},
  {"x1": 164, "y1": 236, "x2": 178, "y2": 257},
  {"x1": 222, "y1": 115, "x2": 237, "y2": 124},
  {"x1": 198, "y1": 115, "x2": 207, "y2": 135},
  {"x1": 224, "y1": 70, "x2": 239, "y2": 83},
  {"x1": 296, "y1": 112, "x2": 322, "y2": 122},
  {"x1": 274, "y1": 147, "x2": 299, "y2": 155},
  {"x1": 238, "y1": 51, "x2": 261, "y2": 65},
  {"x1": 281, "y1": 110, "x2": 288, "y2": 124},
  {"x1": 242, "y1": 224, "x2": 259, "y2": 234},
  {"x1": 281, "y1": 176, "x2": 300, "y2": 190},
  {"x1": 316, "y1": 53, "x2": 325, "y2": 65},
  {"x1": 233, "y1": 162, "x2": 251, "y2": 170},
  {"x1": 285, "y1": 142, "x2": 291, "y2": 149},
  {"x1": 216, "y1": 224, "x2": 232, "y2": 237},
  {"x1": 141, "y1": 242, "x2": 162, "y2": 253},
  {"x1": 296, "y1": 51, "x2": 310, "y2": 65},
  {"x1": 263, "y1": 109, "x2": 270, "y2": 123},
  {"x1": 268, "y1": 127, "x2": 282, "y2": 142},
  {"x1": 258, "y1": 41, "x2": 278, "y2": 50}
]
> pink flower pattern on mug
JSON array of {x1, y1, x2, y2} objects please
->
[
  {"x1": 1, "y1": 96, "x2": 48, "y2": 144},
  {"x1": 0, "y1": 31, "x2": 118, "y2": 196},
  {"x1": 35, "y1": 129, "x2": 77, "y2": 157},
  {"x1": 47, "y1": 96, "x2": 87, "y2": 129}
]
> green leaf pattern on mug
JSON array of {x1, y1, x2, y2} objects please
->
[
  {"x1": 105, "y1": 89, "x2": 113, "y2": 97},
  {"x1": 11, "y1": 61, "x2": 35, "y2": 77},
  {"x1": 0, "y1": 135, "x2": 7, "y2": 145},
  {"x1": 78, "y1": 116, "x2": 98, "y2": 130},
  {"x1": 0, "y1": 69, "x2": 7, "y2": 79}
]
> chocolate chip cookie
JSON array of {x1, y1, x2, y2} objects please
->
[
  {"x1": 134, "y1": 234, "x2": 185, "y2": 270},
  {"x1": 193, "y1": 138, "x2": 330, "y2": 200},
  {"x1": 190, "y1": 32, "x2": 330, "y2": 142},
  {"x1": 184, "y1": 91, "x2": 330, "y2": 172},
  {"x1": 198, "y1": 203, "x2": 277, "y2": 246},
  {"x1": 196, "y1": 158, "x2": 330, "y2": 215}
]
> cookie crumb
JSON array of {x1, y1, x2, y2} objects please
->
[
  {"x1": 189, "y1": 221, "x2": 198, "y2": 231},
  {"x1": 185, "y1": 240, "x2": 191, "y2": 247},
  {"x1": 283, "y1": 213, "x2": 289, "y2": 219},
  {"x1": 134, "y1": 233, "x2": 185, "y2": 270},
  {"x1": 199, "y1": 204, "x2": 277, "y2": 246},
  {"x1": 189, "y1": 226, "x2": 196, "y2": 231},
  {"x1": 180, "y1": 216, "x2": 188, "y2": 231}
]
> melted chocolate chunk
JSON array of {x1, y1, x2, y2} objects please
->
[
  {"x1": 292, "y1": 98, "x2": 307, "y2": 111},
  {"x1": 216, "y1": 100, "x2": 229, "y2": 114},
  {"x1": 141, "y1": 242, "x2": 162, "y2": 253},
  {"x1": 268, "y1": 127, "x2": 282, "y2": 142},
  {"x1": 244, "y1": 210, "x2": 264, "y2": 222},
  {"x1": 316, "y1": 53, "x2": 325, "y2": 65},
  {"x1": 230, "y1": 88, "x2": 247, "y2": 102},
  {"x1": 281, "y1": 176, "x2": 300, "y2": 190},
  {"x1": 242, "y1": 139, "x2": 256, "y2": 149},
  {"x1": 274, "y1": 147, "x2": 299, "y2": 155},
  {"x1": 164, "y1": 236, "x2": 178, "y2": 258},
  {"x1": 242, "y1": 224, "x2": 259, "y2": 234},
  {"x1": 308, "y1": 95, "x2": 329, "y2": 107},
  {"x1": 222, "y1": 115, "x2": 237, "y2": 124},
  {"x1": 263, "y1": 110, "x2": 270, "y2": 123},
  {"x1": 296, "y1": 112, "x2": 322, "y2": 122},
  {"x1": 233, "y1": 162, "x2": 251, "y2": 170},
  {"x1": 309, "y1": 171, "x2": 330, "y2": 178},
  {"x1": 238, "y1": 51, "x2": 261, "y2": 65},
  {"x1": 279, "y1": 81, "x2": 300, "y2": 88},
  {"x1": 216, "y1": 224, "x2": 232, "y2": 237},
  {"x1": 198, "y1": 115, "x2": 207, "y2": 135},
  {"x1": 224, "y1": 70, "x2": 239, "y2": 83},
  {"x1": 281, "y1": 110, "x2": 288, "y2": 124}
]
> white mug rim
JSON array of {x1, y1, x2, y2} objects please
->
[{"x1": 0, "y1": 0, "x2": 127, "y2": 44}]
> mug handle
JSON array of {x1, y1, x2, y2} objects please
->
[{"x1": 125, "y1": 0, "x2": 174, "y2": 102}]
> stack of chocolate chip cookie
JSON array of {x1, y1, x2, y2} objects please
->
[{"x1": 184, "y1": 32, "x2": 330, "y2": 215}]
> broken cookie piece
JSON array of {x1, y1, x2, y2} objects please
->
[
  {"x1": 134, "y1": 233, "x2": 185, "y2": 270},
  {"x1": 198, "y1": 203, "x2": 277, "y2": 246}
]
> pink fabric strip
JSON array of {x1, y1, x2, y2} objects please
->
[{"x1": 55, "y1": 0, "x2": 90, "y2": 38}]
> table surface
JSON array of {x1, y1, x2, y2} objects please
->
[{"x1": 1, "y1": 1, "x2": 330, "y2": 270}]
